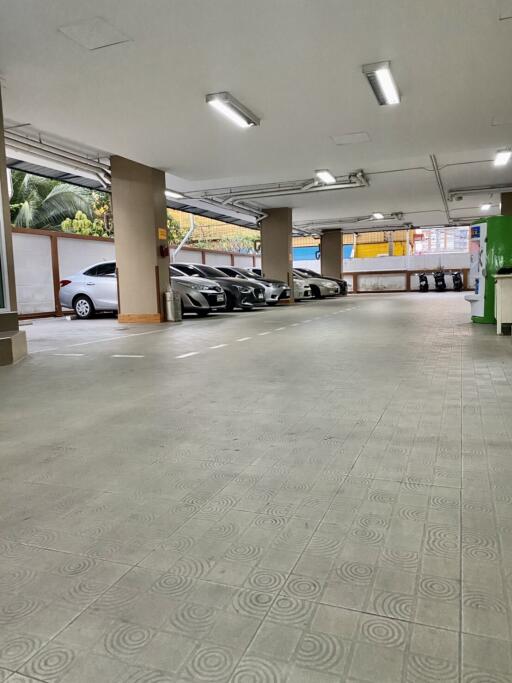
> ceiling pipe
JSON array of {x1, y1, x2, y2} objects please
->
[
  {"x1": 430, "y1": 154, "x2": 451, "y2": 223},
  {"x1": 447, "y1": 184, "x2": 512, "y2": 200}
]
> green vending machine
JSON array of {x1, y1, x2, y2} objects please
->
[{"x1": 465, "y1": 216, "x2": 512, "y2": 323}]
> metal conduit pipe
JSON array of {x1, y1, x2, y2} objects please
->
[
  {"x1": 219, "y1": 177, "x2": 367, "y2": 203},
  {"x1": 430, "y1": 154, "x2": 451, "y2": 223}
]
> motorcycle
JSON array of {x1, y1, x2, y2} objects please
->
[
  {"x1": 418, "y1": 272, "x2": 429, "y2": 292},
  {"x1": 433, "y1": 271, "x2": 447, "y2": 291},
  {"x1": 452, "y1": 271, "x2": 463, "y2": 291}
]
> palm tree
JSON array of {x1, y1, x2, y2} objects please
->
[{"x1": 9, "y1": 170, "x2": 93, "y2": 229}]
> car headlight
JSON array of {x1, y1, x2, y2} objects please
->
[
  {"x1": 200, "y1": 285, "x2": 222, "y2": 292},
  {"x1": 187, "y1": 282, "x2": 204, "y2": 291},
  {"x1": 234, "y1": 285, "x2": 252, "y2": 293}
]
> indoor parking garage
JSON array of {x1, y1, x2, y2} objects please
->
[{"x1": 1, "y1": 2, "x2": 512, "y2": 682}]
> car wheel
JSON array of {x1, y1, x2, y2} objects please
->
[
  {"x1": 196, "y1": 310, "x2": 209, "y2": 317},
  {"x1": 225, "y1": 295, "x2": 235, "y2": 312},
  {"x1": 73, "y1": 295, "x2": 95, "y2": 319},
  {"x1": 310, "y1": 285, "x2": 323, "y2": 299}
]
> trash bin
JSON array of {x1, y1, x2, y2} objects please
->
[{"x1": 165, "y1": 289, "x2": 182, "y2": 322}]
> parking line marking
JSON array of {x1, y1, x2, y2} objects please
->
[
  {"x1": 112, "y1": 354, "x2": 145, "y2": 358},
  {"x1": 236, "y1": 337, "x2": 251, "y2": 342},
  {"x1": 258, "y1": 331, "x2": 271, "y2": 336},
  {"x1": 290, "y1": 323, "x2": 299, "y2": 327},
  {"x1": 274, "y1": 327, "x2": 286, "y2": 331},
  {"x1": 51, "y1": 353, "x2": 85, "y2": 357},
  {"x1": 210, "y1": 344, "x2": 228, "y2": 349},
  {"x1": 31, "y1": 347, "x2": 58, "y2": 354},
  {"x1": 302, "y1": 319, "x2": 312, "y2": 323},
  {"x1": 176, "y1": 352, "x2": 199, "y2": 359},
  {"x1": 69, "y1": 329, "x2": 166, "y2": 348}
]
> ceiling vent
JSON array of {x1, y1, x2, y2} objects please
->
[{"x1": 58, "y1": 17, "x2": 132, "y2": 51}]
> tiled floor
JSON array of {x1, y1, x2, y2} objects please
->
[{"x1": 1, "y1": 292, "x2": 512, "y2": 682}]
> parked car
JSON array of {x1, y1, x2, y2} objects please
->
[
  {"x1": 215, "y1": 265, "x2": 290, "y2": 305},
  {"x1": 169, "y1": 266, "x2": 226, "y2": 315},
  {"x1": 245, "y1": 267, "x2": 312, "y2": 301},
  {"x1": 59, "y1": 260, "x2": 227, "y2": 319},
  {"x1": 295, "y1": 267, "x2": 348, "y2": 296},
  {"x1": 293, "y1": 269, "x2": 340, "y2": 298},
  {"x1": 172, "y1": 263, "x2": 266, "y2": 311}
]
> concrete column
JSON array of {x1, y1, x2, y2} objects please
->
[
  {"x1": 260, "y1": 208, "x2": 294, "y2": 301},
  {"x1": 320, "y1": 230, "x2": 342, "y2": 278},
  {"x1": 501, "y1": 193, "x2": 512, "y2": 216},
  {"x1": 111, "y1": 156, "x2": 170, "y2": 323},
  {"x1": 0, "y1": 87, "x2": 27, "y2": 364}
]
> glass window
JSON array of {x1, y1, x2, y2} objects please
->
[
  {"x1": 174, "y1": 264, "x2": 202, "y2": 277},
  {"x1": 95, "y1": 262, "x2": 116, "y2": 277},
  {"x1": 84, "y1": 265, "x2": 99, "y2": 276},
  {"x1": 196, "y1": 265, "x2": 225, "y2": 278}
]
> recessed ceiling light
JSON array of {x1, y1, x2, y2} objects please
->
[
  {"x1": 494, "y1": 149, "x2": 512, "y2": 166},
  {"x1": 363, "y1": 61, "x2": 401, "y2": 106},
  {"x1": 206, "y1": 92, "x2": 260, "y2": 128},
  {"x1": 315, "y1": 170, "x2": 337, "y2": 185},
  {"x1": 165, "y1": 190, "x2": 184, "y2": 199},
  {"x1": 372, "y1": 212, "x2": 385, "y2": 220},
  {"x1": 58, "y1": 17, "x2": 131, "y2": 51},
  {"x1": 480, "y1": 203, "x2": 492, "y2": 211}
]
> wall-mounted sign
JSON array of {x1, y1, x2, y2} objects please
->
[{"x1": 158, "y1": 228, "x2": 167, "y2": 241}]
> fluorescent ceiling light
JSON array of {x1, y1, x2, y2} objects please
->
[
  {"x1": 363, "y1": 61, "x2": 401, "y2": 106},
  {"x1": 494, "y1": 149, "x2": 512, "y2": 166},
  {"x1": 165, "y1": 189, "x2": 184, "y2": 199},
  {"x1": 206, "y1": 92, "x2": 260, "y2": 128},
  {"x1": 315, "y1": 169, "x2": 337, "y2": 185},
  {"x1": 372, "y1": 212, "x2": 384, "y2": 220},
  {"x1": 480, "y1": 203, "x2": 492, "y2": 211}
]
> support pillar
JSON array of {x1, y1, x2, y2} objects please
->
[
  {"x1": 0, "y1": 87, "x2": 27, "y2": 364},
  {"x1": 501, "y1": 193, "x2": 512, "y2": 216},
  {"x1": 260, "y1": 208, "x2": 294, "y2": 301},
  {"x1": 320, "y1": 230, "x2": 342, "y2": 278},
  {"x1": 111, "y1": 156, "x2": 170, "y2": 323}
]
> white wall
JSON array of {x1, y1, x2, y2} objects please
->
[
  {"x1": 234, "y1": 254, "x2": 255, "y2": 268},
  {"x1": 171, "y1": 247, "x2": 202, "y2": 263},
  {"x1": 58, "y1": 237, "x2": 115, "y2": 277},
  {"x1": 12, "y1": 233, "x2": 54, "y2": 314},
  {"x1": 295, "y1": 252, "x2": 470, "y2": 274}
]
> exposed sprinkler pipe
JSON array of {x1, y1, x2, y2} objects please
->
[
  {"x1": 172, "y1": 213, "x2": 195, "y2": 262},
  {"x1": 430, "y1": 154, "x2": 451, "y2": 223}
]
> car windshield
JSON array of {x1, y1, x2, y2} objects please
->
[
  {"x1": 174, "y1": 264, "x2": 202, "y2": 277},
  {"x1": 219, "y1": 267, "x2": 244, "y2": 278},
  {"x1": 196, "y1": 265, "x2": 228, "y2": 278},
  {"x1": 293, "y1": 270, "x2": 307, "y2": 278},
  {"x1": 169, "y1": 266, "x2": 185, "y2": 277},
  {"x1": 303, "y1": 269, "x2": 319, "y2": 276},
  {"x1": 235, "y1": 268, "x2": 254, "y2": 278}
]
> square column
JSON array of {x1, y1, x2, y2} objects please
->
[
  {"x1": 111, "y1": 156, "x2": 170, "y2": 323},
  {"x1": 0, "y1": 87, "x2": 27, "y2": 364},
  {"x1": 501, "y1": 193, "x2": 512, "y2": 216},
  {"x1": 260, "y1": 208, "x2": 294, "y2": 301},
  {"x1": 320, "y1": 229, "x2": 342, "y2": 278}
]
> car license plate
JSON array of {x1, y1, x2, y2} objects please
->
[
  {"x1": 284, "y1": 289, "x2": 290, "y2": 296},
  {"x1": 257, "y1": 292, "x2": 263, "y2": 299},
  {"x1": 216, "y1": 294, "x2": 224, "y2": 302}
]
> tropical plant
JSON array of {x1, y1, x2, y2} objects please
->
[
  {"x1": 167, "y1": 211, "x2": 188, "y2": 245},
  {"x1": 9, "y1": 170, "x2": 94, "y2": 229},
  {"x1": 61, "y1": 211, "x2": 111, "y2": 238}
]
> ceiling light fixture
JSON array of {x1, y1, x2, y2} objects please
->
[
  {"x1": 362, "y1": 61, "x2": 401, "y2": 106},
  {"x1": 372, "y1": 212, "x2": 385, "y2": 220},
  {"x1": 206, "y1": 92, "x2": 260, "y2": 128},
  {"x1": 480, "y1": 203, "x2": 492, "y2": 211},
  {"x1": 315, "y1": 169, "x2": 337, "y2": 185},
  {"x1": 494, "y1": 149, "x2": 512, "y2": 167},
  {"x1": 165, "y1": 190, "x2": 184, "y2": 200}
]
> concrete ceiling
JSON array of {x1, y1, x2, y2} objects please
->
[{"x1": 1, "y1": 0, "x2": 512, "y2": 231}]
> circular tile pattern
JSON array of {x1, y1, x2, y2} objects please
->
[
  {"x1": 225, "y1": 544, "x2": 262, "y2": 563},
  {"x1": 104, "y1": 623, "x2": 153, "y2": 657},
  {"x1": 463, "y1": 671, "x2": 511, "y2": 683},
  {"x1": 361, "y1": 617, "x2": 407, "y2": 649},
  {"x1": 246, "y1": 569, "x2": 285, "y2": 593},
  {"x1": 308, "y1": 536, "x2": 340, "y2": 557},
  {"x1": 186, "y1": 645, "x2": 234, "y2": 681},
  {"x1": 358, "y1": 513, "x2": 388, "y2": 528},
  {"x1": 169, "y1": 557, "x2": 212, "y2": 578},
  {"x1": 462, "y1": 532, "x2": 498, "y2": 561},
  {"x1": 425, "y1": 526, "x2": 459, "y2": 558},
  {"x1": 55, "y1": 557, "x2": 96, "y2": 576},
  {"x1": 254, "y1": 515, "x2": 286, "y2": 530},
  {"x1": 0, "y1": 633, "x2": 42, "y2": 667},
  {"x1": 285, "y1": 576, "x2": 322, "y2": 600},
  {"x1": 151, "y1": 573, "x2": 193, "y2": 597},
  {"x1": 368, "y1": 490, "x2": 395, "y2": 505},
  {"x1": 209, "y1": 523, "x2": 238, "y2": 540},
  {"x1": 296, "y1": 632, "x2": 343, "y2": 671},
  {"x1": 232, "y1": 589, "x2": 274, "y2": 618},
  {"x1": 269, "y1": 596, "x2": 313, "y2": 625},
  {"x1": 169, "y1": 602, "x2": 215, "y2": 636},
  {"x1": 407, "y1": 654, "x2": 457, "y2": 681},
  {"x1": 381, "y1": 548, "x2": 418, "y2": 572},
  {"x1": 372, "y1": 591, "x2": 413, "y2": 621},
  {"x1": 418, "y1": 576, "x2": 459, "y2": 601},
  {"x1": 0, "y1": 597, "x2": 41, "y2": 625},
  {"x1": 350, "y1": 527, "x2": 384, "y2": 545},
  {"x1": 463, "y1": 590, "x2": 507, "y2": 614},
  {"x1": 0, "y1": 567, "x2": 36, "y2": 590},
  {"x1": 232, "y1": 655, "x2": 283, "y2": 682},
  {"x1": 336, "y1": 561, "x2": 374, "y2": 584},
  {"x1": 397, "y1": 506, "x2": 425, "y2": 522},
  {"x1": 24, "y1": 645, "x2": 75, "y2": 679}
]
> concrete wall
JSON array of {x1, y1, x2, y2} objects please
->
[
  {"x1": 295, "y1": 252, "x2": 470, "y2": 274},
  {"x1": 12, "y1": 232, "x2": 54, "y2": 314},
  {"x1": 58, "y1": 237, "x2": 115, "y2": 278}
]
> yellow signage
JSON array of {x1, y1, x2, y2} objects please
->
[{"x1": 158, "y1": 228, "x2": 167, "y2": 241}]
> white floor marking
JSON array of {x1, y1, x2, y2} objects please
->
[
  {"x1": 69, "y1": 329, "x2": 166, "y2": 348},
  {"x1": 51, "y1": 353, "x2": 85, "y2": 357},
  {"x1": 31, "y1": 347, "x2": 58, "y2": 354},
  {"x1": 112, "y1": 354, "x2": 145, "y2": 358},
  {"x1": 290, "y1": 323, "x2": 299, "y2": 327},
  {"x1": 274, "y1": 327, "x2": 286, "y2": 331},
  {"x1": 237, "y1": 337, "x2": 251, "y2": 342},
  {"x1": 258, "y1": 331, "x2": 271, "y2": 336},
  {"x1": 176, "y1": 352, "x2": 199, "y2": 359},
  {"x1": 303, "y1": 319, "x2": 312, "y2": 323},
  {"x1": 210, "y1": 344, "x2": 228, "y2": 349}
]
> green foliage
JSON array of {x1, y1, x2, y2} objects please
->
[
  {"x1": 61, "y1": 211, "x2": 111, "y2": 238},
  {"x1": 192, "y1": 234, "x2": 259, "y2": 254},
  {"x1": 9, "y1": 170, "x2": 93, "y2": 229},
  {"x1": 167, "y1": 212, "x2": 188, "y2": 245}
]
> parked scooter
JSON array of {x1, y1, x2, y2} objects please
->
[
  {"x1": 418, "y1": 272, "x2": 429, "y2": 292},
  {"x1": 452, "y1": 271, "x2": 463, "y2": 291},
  {"x1": 433, "y1": 271, "x2": 447, "y2": 291}
]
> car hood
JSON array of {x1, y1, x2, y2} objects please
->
[
  {"x1": 171, "y1": 275, "x2": 220, "y2": 288},
  {"x1": 299, "y1": 276, "x2": 338, "y2": 287},
  {"x1": 212, "y1": 276, "x2": 263, "y2": 289}
]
